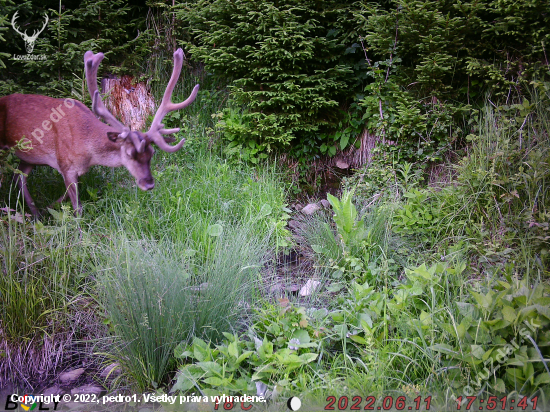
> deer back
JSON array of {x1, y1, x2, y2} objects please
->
[{"x1": 0, "y1": 93, "x2": 121, "y2": 174}]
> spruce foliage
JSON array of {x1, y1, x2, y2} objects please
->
[
  {"x1": 0, "y1": 0, "x2": 149, "y2": 96},
  {"x1": 177, "y1": 0, "x2": 358, "y2": 162}
]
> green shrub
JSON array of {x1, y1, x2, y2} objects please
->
[
  {"x1": 177, "y1": 0, "x2": 357, "y2": 162},
  {"x1": 393, "y1": 188, "x2": 446, "y2": 244},
  {"x1": 321, "y1": 261, "x2": 468, "y2": 398},
  {"x1": 171, "y1": 299, "x2": 325, "y2": 397},
  {"x1": 382, "y1": 90, "x2": 550, "y2": 268},
  {"x1": 360, "y1": 66, "x2": 467, "y2": 163},
  {"x1": 1, "y1": 0, "x2": 144, "y2": 96},
  {"x1": 353, "y1": 0, "x2": 550, "y2": 164},
  {"x1": 434, "y1": 276, "x2": 550, "y2": 398},
  {"x1": 298, "y1": 190, "x2": 407, "y2": 286}
]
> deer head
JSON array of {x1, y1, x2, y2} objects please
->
[
  {"x1": 84, "y1": 48, "x2": 200, "y2": 190},
  {"x1": 11, "y1": 11, "x2": 48, "y2": 54}
]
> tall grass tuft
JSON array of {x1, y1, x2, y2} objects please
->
[{"x1": 96, "y1": 223, "x2": 271, "y2": 392}]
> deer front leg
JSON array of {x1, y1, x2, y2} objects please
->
[
  {"x1": 15, "y1": 161, "x2": 40, "y2": 218},
  {"x1": 61, "y1": 170, "x2": 82, "y2": 216}
]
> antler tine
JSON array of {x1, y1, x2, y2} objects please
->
[
  {"x1": 30, "y1": 14, "x2": 49, "y2": 40},
  {"x1": 83, "y1": 51, "x2": 129, "y2": 137},
  {"x1": 147, "y1": 48, "x2": 199, "y2": 152},
  {"x1": 11, "y1": 11, "x2": 25, "y2": 37}
]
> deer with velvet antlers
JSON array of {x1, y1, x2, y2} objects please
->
[{"x1": 0, "y1": 48, "x2": 199, "y2": 217}]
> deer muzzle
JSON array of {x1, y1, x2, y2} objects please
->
[{"x1": 138, "y1": 177, "x2": 155, "y2": 191}]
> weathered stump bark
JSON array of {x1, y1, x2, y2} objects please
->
[{"x1": 101, "y1": 76, "x2": 155, "y2": 130}]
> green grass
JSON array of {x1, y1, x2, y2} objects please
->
[
  {"x1": 85, "y1": 149, "x2": 288, "y2": 246},
  {"x1": 0, "y1": 209, "x2": 91, "y2": 340},
  {"x1": 0, "y1": 142, "x2": 289, "y2": 390}
]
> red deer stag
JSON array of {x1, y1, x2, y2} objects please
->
[{"x1": 0, "y1": 48, "x2": 199, "y2": 217}]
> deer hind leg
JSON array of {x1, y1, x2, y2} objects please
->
[
  {"x1": 61, "y1": 170, "x2": 82, "y2": 216},
  {"x1": 14, "y1": 161, "x2": 40, "y2": 218}
]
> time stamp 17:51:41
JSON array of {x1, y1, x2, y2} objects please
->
[{"x1": 323, "y1": 395, "x2": 540, "y2": 410}]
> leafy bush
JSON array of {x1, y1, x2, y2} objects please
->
[
  {"x1": 333, "y1": 262, "x2": 550, "y2": 397},
  {"x1": 377, "y1": 89, "x2": 550, "y2": 269},
  {"x1": 300, "y1": 190, "x2": 406, "y2": 286},
  {"x1": 360, "y1": 64, "x2": 468, "y2": 163},
  {"x1": 333, "y1": 261, "x2": 466, "y2": 350},
  {"x1": 393, "y1": 188, "x2": 446, "y2": 244},
  {"x1": 171, "y1": 298, "x2": 325, "y2": 397},
  {"x1": 434, "y1": 276, "x2": 550, "y2": 397},
  {"x1": 1, "y1": 0, "x2": 149, "y2": 96},
  {"x1": 353, "y1": 0, "x2": 550, "y2": 164}
]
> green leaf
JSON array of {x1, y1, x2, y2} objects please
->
[
  {"x1": 326, "y1": 283, "x2": 344, "y2": 292},
  {"x1": 534, "y1": 304, "x2": 550, "y2": 320},
  {"x1": 456, "y1": 302, "x2": 477, "y2": 318},
  {"x1": 334, "y1": 324, "x2": 348, "y2": 339},
  {"x1": 259, "y1": 203, "x2": 272, "y2": 217},
  {"x1": 430, "y1": 343, "x2": 457, "y2": 354},
  {"x1": 494, "y1": 378, "x2": 506, "y2": 392},
  {"x1": 183, "y1": 249, "x2": 197, "y2": 257},
  {"x1": 291, "y1": 329, "x2": 311, "y2": 344},
  {"x1": 236, "y1": 351, "x2": 253, "y2": 365},
  {"x1": 207, "y1": 223, "x2": 223, "y2": 237},
  {"x1": 298, "y1": 353, "x2": 318, "y2": 364},
  {"x1": 350, "y1": 335, "x2": 367, "y2": 344},
  {"x1": 534, "y1": 372, "x2": 550, "y2": 387},
  {"x1": 420, "y1": 311, "x2": 432, "y2": 326},
  {"x1": 502, "y1": 305, "x2": 517, "y2": 323},
  {"x1": 203, "y1": 376, "x2": 228, "y2": 386},
  {"x1": 174, "y1": 342, "x2": 190, "y2": 359},
  {"x1": 197, "y1": 361, "x2": 223, "y2": 377},
  {"x1": 505, "y1": 367, "x2": 525, "y2": 384},
  {"x1": 359, "y1": 312, "x2": 373, "y2": 329},
  {"x1": 311, "y1": 244, "x2": 328, "y2": 254},
  {"x1": 228, "y1": 340, "x2": 239, "y2": 358},
  {"x1": 470, "y1": 345, "x2": 485, "y2": 359},
  {"x1": 340, "y1": 133, "x2": 349, "y2": 150},
  {"x1": 193, "y1": 340, "x2": 209, "y2": 362},
  {"x1": 171, "y1": 369, "x2": 197, "y2": 393}
]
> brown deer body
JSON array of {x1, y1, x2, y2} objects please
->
[{"x1": 0, "y1": 48, "x2": 199, "y2": 217}]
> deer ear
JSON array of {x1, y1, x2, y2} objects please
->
[{"x1": 163, "y1": 136, "x2": 176, "y2": 144}]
